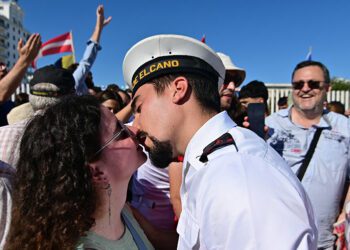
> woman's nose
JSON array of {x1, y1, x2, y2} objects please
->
[{"x1": 126, "y1": 125, "x2": 140, "y2": 145}]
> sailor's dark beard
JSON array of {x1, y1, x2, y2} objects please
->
[{"x1": 148, "y1": 136, "x2": 173, "y2": 169}]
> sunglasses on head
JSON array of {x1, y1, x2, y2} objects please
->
[{"x1": 291, "y1": 80, "x2": 326, "y2": 90}]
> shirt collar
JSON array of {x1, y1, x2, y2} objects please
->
[
  {"x1": 276, "y1": 105, "x2": 292, "y2": 118},
  {"x1": 317, "y1": 109, "x2": 332, "y2": 128},
  {"x1": 184, "y1": 111, "x2": 236, "y2": 170},
  {"x1": 280, "y1": 105, "x2": 331, "y2": 129}
]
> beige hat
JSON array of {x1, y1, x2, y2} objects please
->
[
  {"x1": 217, "y1": 52, "x2": 246, "y2": 87},
  {"x1": 7, "y1": 102, "x2": 34, "y2": 125},
  {"x1": 123, "y1": 34, "x2": 225, "y2": 96}
]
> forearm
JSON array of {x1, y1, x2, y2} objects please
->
[
  {"x1": 90, "y1": 5, "x2": 111, "y2": 44},
  {"x1": 169, "y1": 162, "x2": 183, "y2": 219},
  {"x1": 0, "y1": 33, "x2": 42, "y2": 101},
  {"x1": 0, "y1": 58, "x2": 30, "y2": 103},
  {"x1": 73, "y1": 41, "x2": 100, "y2": 95},
  {"x1": 116, "y1": 102, "x2": 133, "y2": 123},
  {"x1": 91, "y1": 24, "x2": 102, "y2": 43},
  {"x1": 170, "y1": 198, "x2": 182, "y2": 219}
]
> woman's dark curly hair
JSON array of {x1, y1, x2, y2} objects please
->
[{"x1": 6, "y1": 95, "x2": 102, "y2": 250}]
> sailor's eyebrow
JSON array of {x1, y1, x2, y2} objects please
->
[{"x1": 131, "y1": 95, "x2": 140, "y2": 113}]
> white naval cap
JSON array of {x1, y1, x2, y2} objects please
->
[
  {"x1": 123, "y1": 34, "x2": 225, "y2": 96},
  {"x1": 217, "y1": 52, "x2": 246, "y2": 87}
]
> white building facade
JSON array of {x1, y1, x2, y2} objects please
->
[{"x1": 0, "y1": 0, "x2": 30, "y2": 81}]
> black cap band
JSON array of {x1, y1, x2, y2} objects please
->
[{"x1": 131, "y1": 55, "x2": 220, "y2": 96}]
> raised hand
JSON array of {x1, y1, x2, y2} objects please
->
[
  {"x1": 0, "y1": 33, "x2": 41, "y2": 102},
  {"x1": 91, "y1": 5, "x2": 112, "y2": 43},
  {"x1": 96, "y1": 5, "x2": 112, "y2": 29},
  {"x1": 17, "y1": 33, "x2": 41, "y2": 66}
]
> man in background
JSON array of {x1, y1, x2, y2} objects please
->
[
  {"x1": 277, "y1": 96, "x2": 289, "y2": 110},
  {"x1": 266, "y1": 60, "x2": 350, "y2": 249},
  {"x1": 239, "y1": 80, "x2": 269, "y2": 115},
  {"x1": 217, "y1": 52, "x2": 246, "y2": 125}
]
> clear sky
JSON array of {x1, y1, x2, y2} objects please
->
[{"x1": 20, "y1": 0, "x2": 350, "y2": 89}]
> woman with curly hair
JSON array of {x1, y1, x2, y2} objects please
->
[{"x1": 5, "y1": 95, "x2": 153, "y2": 249}]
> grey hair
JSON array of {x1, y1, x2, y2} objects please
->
[{"x1": 29, "y1": 83, "x2": 61, "y2": 111}]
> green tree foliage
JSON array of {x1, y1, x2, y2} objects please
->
[{"x1": 331, "y1": 77, "x2": 350, "y2": 90}]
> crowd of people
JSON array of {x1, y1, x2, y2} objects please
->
[{"x1": 0, "y1": 4, "x2": 349, "y2": 250}]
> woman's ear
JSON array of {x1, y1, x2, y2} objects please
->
[
  {"x1": 88, "y1": 163, "x2": 108, "y2": 184},
  {"x1": 171, "y1": 76, "x2": 190, "y2": 104}
]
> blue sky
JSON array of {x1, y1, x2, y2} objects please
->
[{"x1": 20, "y1": 0, "x2": 350, "y2": 89}]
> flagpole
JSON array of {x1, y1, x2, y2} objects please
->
[
  {"x1": 70, "y1": 30, "x2": 76, "y2": 63},
  {"x1": 306, "y1": 46, "x2": 312, "y2": 61}
]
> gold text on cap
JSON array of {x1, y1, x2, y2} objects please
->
[{"x1": 132, "y1": 59, "x2": 180, "y2": 87}]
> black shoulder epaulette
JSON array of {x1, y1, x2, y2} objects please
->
[{"x1": 199, "y1": 133, "x2": 238, "y2": 163}]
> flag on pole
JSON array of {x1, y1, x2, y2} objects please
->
[
  {"x1": 306, "y1": 47, "x2": 312, "y2": 61},
  {"x1": 32, "y1": 32, "x2": 73, "y2": 68},
  {"x1": 201, "y1": 34, "x2": 206, "y2": 43},
  {"x1": 54, "y1": 54, "x2": 75, "y2": 69}
]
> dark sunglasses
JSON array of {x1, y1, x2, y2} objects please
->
[
  {"x1": 223, "y1": 76, "x2": 239, "y2": 86},
  {"x1": 93, "y1": 119, "x2": 132, "y2": 156},
  {"x1": 291, "y1": 80, "x2": 326, "y2": 90}
]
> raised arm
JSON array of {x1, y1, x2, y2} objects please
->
[
  {"x1": 0, "y1": 34, "x2": 41, "y2": 103},
  {"x1": 74, "y1": 5, "x2": 112, "y2": 95},
  {"x1": 91, "y1": 5, "x2": 112, "y2": 43}
]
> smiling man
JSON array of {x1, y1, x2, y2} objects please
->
[
  {"x1": 266, "y1": 60, "x2": 350, "y2": 249},
  {"x1": 123, "y1": 35, "x2": 317, "y2": 249}
]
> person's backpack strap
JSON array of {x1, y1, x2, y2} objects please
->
[
  {"x1": 199, "y1": 132, "x2": 238, "y2": 163},
  {"x1": 297, "y1": 127, "x2": 324, "y2": 181},
  {"x1": 122, "y1": 211, "x2": 148, "y2": 250}
]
